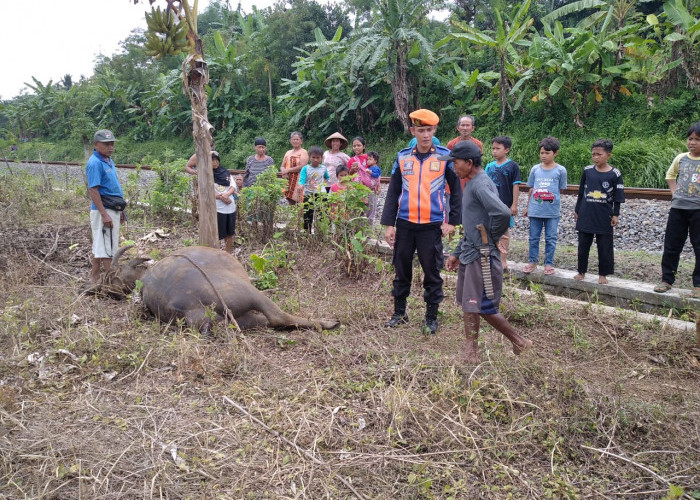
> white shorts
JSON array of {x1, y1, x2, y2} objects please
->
[{"x1": 90, "y1": 209, "x2": 121, "y2": 259}]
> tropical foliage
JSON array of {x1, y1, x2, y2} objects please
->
[{"x1": 1, "y1": 0, "x2": 699, "y2": 187}]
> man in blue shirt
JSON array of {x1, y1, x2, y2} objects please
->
[{"x1": 86, "y1": 129, "x2": 124, "y2": 283}]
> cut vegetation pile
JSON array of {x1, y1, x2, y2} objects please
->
[{"x1": 0, "y1": 174, "x2": 698, "y2": 499}]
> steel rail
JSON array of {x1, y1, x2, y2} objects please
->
[{"x1": 3, "y1": 158, "x2": 673, "y2": 201}]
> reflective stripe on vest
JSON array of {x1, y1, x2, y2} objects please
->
[{"x1": 397, "y1": 152, "x2": 447, "y2": 224}]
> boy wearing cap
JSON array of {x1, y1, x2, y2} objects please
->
[
  {"x1": 243, "y1": 137, "x2": 275, "y2": 187},
  {"x1": 381, "y1": 109, "x2": 462, "y2": 335},
  {"x1": 443, "y1": 141, "x2": 532, "y2": 363},
  {"x1": 86, "y1": 129, "x2": 124, "y2": 283}
]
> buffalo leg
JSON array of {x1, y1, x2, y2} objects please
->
[{"x1": 248, "y1": 293, "x2": 339, "y2": 330}]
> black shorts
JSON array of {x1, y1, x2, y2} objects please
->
[{"x1": 217, "y1": 212, "x2": 236, "y2": 240}]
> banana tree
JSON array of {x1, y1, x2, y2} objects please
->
[
  {"x1": 346, "y1": 0, "x2": 434, "y2": 132},
  {"x1": 526, "y1": 23, "x2": 606, "y2": 127},
  {"x1": 138, "y1": 0, "x2": 218, "y2": 248},
  {"x1": 447, "y1": 0, "x2": 534, "y2": 121},
  {"x1": 653, "y1": 0, "x2": 700, "y2": 87}
]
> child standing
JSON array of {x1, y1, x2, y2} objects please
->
[
  {"x1": 485, "y1": 136, "x2": 521, "y2": 270},
  {"x1": 364, "y1": 151, "x2": 382, "y2": 223},
  {"x1": 523, "y1": 136, "x2": 567, "y2": 275},
  {"x1": 655, "y1": 122, "x2": 700, "y2": 296},
  {"x1": 574, "y1": 140, "x2": 625, "y2": 284},
  {"x1": 299, "y1": 146, "x2": 330, "y2": 232},
  {"x1": 212, "y1": 151, "x2": 237, "y2": 253},
  {"x1": 330, "y1": 165, "x2": 350, "y2": 193},
  {"x1": 281, "y1": 131, "x2": 309, "y2": 205}
]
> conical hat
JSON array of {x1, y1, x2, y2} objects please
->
[{"x1": 324, "y1": 132, "x2": 348, "y2": 150}]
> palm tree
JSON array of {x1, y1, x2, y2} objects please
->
[
  {"x1": 346, "y1": 0, "x2": 433, "y2": 132},
  {"x1": 448, "y1": 0, "x2": 534, "y2": 121}
]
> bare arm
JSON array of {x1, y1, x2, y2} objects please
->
[
  {"x1": 185, "y1": 153, "x2": 197, "y2": 175},
  {"x1": 88, "y1": 187, "x2": 113, "y2": 227},
  {"x1": 522, "y1": 188, "x2": 533, "y2": 217},
  {"x1": 667, "y1": 179, "x2": 677, "y2": 195},
  {"x1": 511, "y1": 184, "x2": 519, "y2": 216}
]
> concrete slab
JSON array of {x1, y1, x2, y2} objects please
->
[
  {"x1": 506, "y1": 261, "x2": 699, "y2": 313},
  {"x1": 368, "y1": 237, "x2": 698, "y2": 314}
]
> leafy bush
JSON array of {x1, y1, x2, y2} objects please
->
[
  {"x1": 146, "y1": 153, "x2": 190, "y2": 217},
  {"x1": 238, "y1": 166, "x2": 288, "y2": 243}
]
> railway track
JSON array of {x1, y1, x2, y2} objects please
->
[{"x1": 3, "y1": 158, "x2": 673, "y2": 201}]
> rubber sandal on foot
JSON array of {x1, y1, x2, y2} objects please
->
[
  {"x1": 523, "y1": 263, "x2": 537, "y2": 273},
  {"x1": 653, "y1": 283, "x2": 672, "y2": 293}
]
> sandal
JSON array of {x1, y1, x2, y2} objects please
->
[
  {"x1": 653, "y1": 282, "x2": 673, "y2": 293},
  {"x1": 544, "y1": 266, "x2": 555, "y2": 275},
  {"x1": 523, "y1": 263, "x2": 537, "y2": 274}
]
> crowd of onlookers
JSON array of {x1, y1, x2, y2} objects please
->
[{"x1": 84, "y1": 114, "x2": 700, "y2": 362}]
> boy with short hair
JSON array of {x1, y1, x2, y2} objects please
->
[
  {"x1": 298, "y1": 146, "x2": 330, "y2": 232},
  {"x1": 573, "y1": 140, "x2": 625, "y2": 284},
  {"x1": 485, "y1": 136, "x2": 521, "y2": 269},
  {"x1": 443, "y1": 141, "x2": 532, "y2": 363},
  {"x1": 523, "y1": 136, "x2": 567, "y2": 275},
  {"x1": 655, "y1": 122, "x2": 700, "y2": 296}
]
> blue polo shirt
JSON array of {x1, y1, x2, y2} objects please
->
[{"x1": 86, "y1": 150, "x2": 123, "y2": 210}]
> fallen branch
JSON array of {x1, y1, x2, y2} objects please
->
[
  {"x1": 581, "y1": 445, "x2": 694, "y2": 499},
  {"x1": 222, "y1": 395, "x2": 366, "y2": 500}
]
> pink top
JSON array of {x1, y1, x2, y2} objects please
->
[
  {"x1": 349, "y1": 153, "x2": 380, "y2": 192},
  {"x1": 323, "y1": 150, "x2": 350, "y2": 185}
]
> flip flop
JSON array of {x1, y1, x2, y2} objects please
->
[
  {"x1": 523, "y1": 263, "x2": 537, "y2": 273},
  {"x1": 653, "y1": 282, "x2": 672, "y2": 293},
  {"x1": 544, "y1": 266, "x2": 555, "y2": 275}
]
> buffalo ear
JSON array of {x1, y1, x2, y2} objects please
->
[{"x1": 127, "y1": 258, "x2": 151, "y2": 269}]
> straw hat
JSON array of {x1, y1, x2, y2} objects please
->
[{"x1": 324, "y1": 132, "x2": 348, "y2": 150}]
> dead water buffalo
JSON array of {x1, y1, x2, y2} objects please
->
[{"x1": 92, "y1": 246, "x2": 340, "y2": 332}]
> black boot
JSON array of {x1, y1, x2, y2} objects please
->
[
  {"x1": 386, "y1": 297, "x2": 408, "y2": 327},
  {"x1": 423, "y1": 303, "x2": 439, "y2": 335}
]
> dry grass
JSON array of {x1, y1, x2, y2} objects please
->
[{"x1": 0, "y1": 180, "x2": 699, "y2": 499}]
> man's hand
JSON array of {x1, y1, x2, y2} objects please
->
[
  {"x1": 101, "y1": 211, "x2": 113, "y2": 228},
  {"x1": 446, "y1": 255, "x2": 460, "y2": 272},
  {"x1": 385, "y1": 226, "x2": 396, "y2": 248},
  {"x1": 611, "y1": 215, "x2": 618, "y2": 227},
  {"x1": 522, "y1": 207, "x2": 528, "y2": 217},
  {"x1": 496, "y1": 237, "x2": 508, "y2": 254},
  {"x1": 510, "y1": 204, "x2": 518, "y2": 216},
  {"x1": 120, "y1": 211, "x2": 126, "y2": 223},
  {"x1": 441, "y1": 223, "x2": 455, "y2": 237},
  {"x1": 574, "y1": 212, "x2": 578, "y2": 222}
]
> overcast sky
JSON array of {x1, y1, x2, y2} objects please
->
[{"x1": 0, "y1": 0, "x2": 280, "y2": 100}]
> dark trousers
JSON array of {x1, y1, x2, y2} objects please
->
[
  {"x1": 392, "y1": 223, "x2": 444, "y2": 306},
  {"x1": 661, "y1": 207, "x2": 700, "y2": 286},
  {"x1": 577, "y1": 231, "x2": 614, "y2": 276},
  {"x1": 303, "y1": 193, "x2": 323, "y2": 232}
]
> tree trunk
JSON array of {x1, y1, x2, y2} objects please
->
[
  {"x1": 267, "y1": 59, "x2": 274, "y2": 119},
  {"x1": 185, "y1": 39, "x2": 218, "y2": 248},
  {"x1": 391, "y1": 43, "x2": 410, "y2": 134},
  {"x1": 499, "y1": 56, "x2": 507, "y2": 122}
]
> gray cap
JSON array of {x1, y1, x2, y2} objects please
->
[{"x1": 94, "y1": 129, "x2": 117, "y2": 142}]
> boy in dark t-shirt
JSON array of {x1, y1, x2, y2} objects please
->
[
  {"x1": 574, "y1": 139, "x2": 625, "y2": 284},
  {"x1": 485, "y1": 136, "x2": 521, "y2": 269}
]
